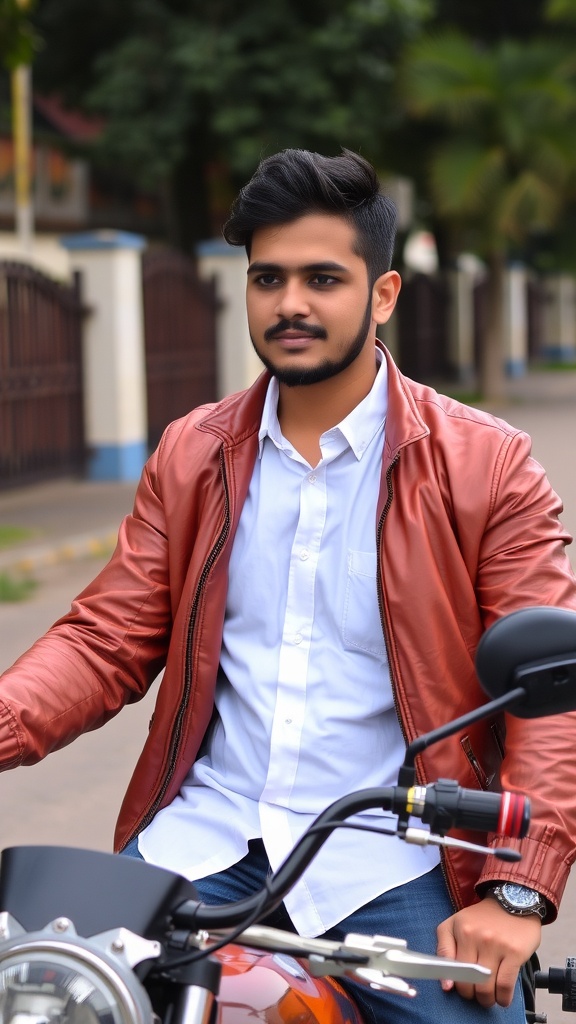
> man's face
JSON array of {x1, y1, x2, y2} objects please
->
[{"x1": 246, "y1": 213, "x2": 375, "y2": 387}]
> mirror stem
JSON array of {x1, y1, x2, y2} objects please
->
[{"x1": 397, "y1": 687, "x2": 526, "y2": 794}]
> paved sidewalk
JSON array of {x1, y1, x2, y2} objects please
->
[{"x1": 0, "y1": 478, "x2": 137, "y2": 574}]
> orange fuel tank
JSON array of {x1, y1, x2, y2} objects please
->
[{"x1": 215, "y1": 944, "x2": 364, "y2": 1024}]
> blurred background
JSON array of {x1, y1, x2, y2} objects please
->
[
  {"x1": 1, "y1": 4, "x2": 576, "y2": 1018},
  {"x1": 1, "y1": 0, "x2": 576, "y2": 487}
]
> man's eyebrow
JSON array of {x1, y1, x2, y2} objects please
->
[{"x1": 247, "y1": 261, "x2": 349, "y2": 276}]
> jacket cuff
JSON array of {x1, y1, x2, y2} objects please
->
[
  {"x1": 0, "y1": 699, "x2": 24, "y2": 769},
  {"x1": 475, "y1": 826, "x2": 575, "y2": 924}
]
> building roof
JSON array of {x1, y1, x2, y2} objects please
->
[{"x1": 33, "y1": 94, "x2": 103, "y2": 142}]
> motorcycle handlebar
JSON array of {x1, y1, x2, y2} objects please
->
[
  {"x1": 173, "y1": 781, "x2": 529, "y2": 931},
  {"x1": 414, "y1": 780, "x2": 530, "y2": 839},
  {"x1": 534, "y1": 959, "x2": 576, "y2": 1013}
]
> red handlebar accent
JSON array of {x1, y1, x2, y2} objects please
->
[{"x1": 497, "y1": 791, "x2": 529, "y2": 839}]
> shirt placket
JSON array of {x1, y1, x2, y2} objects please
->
[{"x1": 260, "y1": 461, "x2": 327, "y2": 809}]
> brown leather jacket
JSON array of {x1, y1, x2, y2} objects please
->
[{"x1": 1, "y1": 347, "x2": 576, "y2": 920}]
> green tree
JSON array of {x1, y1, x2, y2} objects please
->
[
  {"x1": 432, "y1": 0, "x2": 547, "y2": 40},
  {"x1": 400, "y1": 30, "x2": 576, "y2": 398},
  {"x1": 0, "y1": 0, "x2": 37, "y2": 70},
  {"x1": 545, "y1": 0, "x2": 576, "y2": 20},
  {"x1": 29, "y1": 0, "x2": 432, "y2": 249}
]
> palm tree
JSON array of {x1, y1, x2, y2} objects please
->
[{"x1": 399, "y1": 31, "x2": 576, "y2": 399}]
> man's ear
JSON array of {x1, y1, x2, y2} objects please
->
[{"x1": 372, "y1": 271, "x2": 401, "y2": 325}]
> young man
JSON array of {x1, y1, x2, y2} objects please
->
[{"x1": 1, "y1": 149, "x2": 576, "y2": 1022}]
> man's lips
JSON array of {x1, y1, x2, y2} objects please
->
[
  {"x1": 264, "y1": 321, "x2": 327, "y2": 344},
  {"x1": 272, "y1": 331, "x2": 319, "y2": 344}
]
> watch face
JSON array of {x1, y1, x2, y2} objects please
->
[{"x1": 501, "y1": 883, "x2": 540, "y2": 909}]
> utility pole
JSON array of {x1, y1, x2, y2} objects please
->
[{"x1": 10, "y1": 0, "x2": 34, "y2": 255}]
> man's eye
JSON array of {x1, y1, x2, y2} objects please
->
[
  {"x1": 310, "y1": 274, "x2": 338, "y2": 286},
  {"x1": 255, "y1": 274, "x2": 280, "y2": 286}
]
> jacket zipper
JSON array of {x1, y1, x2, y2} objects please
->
[
  {"x1": 128, "y1": 447, "x2": 231, "y2": 841},
  {"x1": 376, "y1": 453, "x2": 404, "y2": 745}
]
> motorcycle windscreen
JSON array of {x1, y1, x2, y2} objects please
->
[{"x1": 0, "y1": 846, "x2": 197, "y2": 940}]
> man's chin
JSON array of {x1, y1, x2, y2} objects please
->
[{"x1": 265, "y1": 359, "x2": 344, "y2": 387}]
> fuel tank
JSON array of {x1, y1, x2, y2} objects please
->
[{"x1": 216, "y1": 944, "x2": 364, "y2": 1024}]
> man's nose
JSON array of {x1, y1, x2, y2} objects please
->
[{"x1": 274, "y1": 280, "x2": 311, "y2": 320}]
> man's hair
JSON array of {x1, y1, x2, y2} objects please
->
[{"x1": 223, "y1": 148, "x2": 397, "y2": 284}]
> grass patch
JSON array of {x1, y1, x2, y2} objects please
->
[
  {"x1": 0, "y1": 571, "x2": 38, "y2": 602},
  {"x1": 446, "y1": 390, "x2": 482, "y2": 405},
  {"x1": 538, "y1": 361, "x2": 576, "y2": 372},
  {"x1": 0, "y1": 525, "x2": 34, "y2": 550}
]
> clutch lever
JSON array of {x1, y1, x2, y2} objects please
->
[{"x1": 197, "y1": 924, "x2": 491, "y2": 995}]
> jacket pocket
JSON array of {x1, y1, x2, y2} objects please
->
[{"x1": 460, "y1": 723, "x2": 505, "y2": 792}]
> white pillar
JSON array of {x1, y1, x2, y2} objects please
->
[
  {"x1": 541, "y1": 273, "x2": 576, "y2": 362},
  {"x1": 197, "y1": 239, "x2": 261, "y2": 398},
  {"x1": 60, "y1": 230, "x2": 148, "y2": 481},
  {"x1": 447, "y1": 266, "x2": 477, "y2": 383},
  {"x1": 503, "y1": 264, "x2": 528, "y2": 377}
]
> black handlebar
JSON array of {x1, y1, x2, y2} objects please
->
[
  {"x1": 416, "y1": 779, "x2": 530, "y2": 839},
  {"x1": 535, "y1": 959, "x2": 576, "y2": 1013},
  {"x1": 173, "y1": 781, "x2": 529, "y2": 930}
]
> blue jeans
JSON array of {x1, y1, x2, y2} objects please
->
[{"x1": 122, "y1": 837, "x2": 525, "y2": 1023}]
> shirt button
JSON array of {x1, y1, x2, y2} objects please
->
[
  {"x1": 294, "y1": 633, "x2": 303, "y2": 645},
  {"x1": 299, "y1": 549, "x2": 309, "y2": 561},
  {"x1": 285, "y1": 718, "x2": 292, "y2": 725},
  {"x1": 308, "y1": 474, "x2": 316, "y2": 483}
]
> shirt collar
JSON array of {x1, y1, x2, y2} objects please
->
[{"x1": 258, "y1": 347, "x2": 387, "y2": 461}]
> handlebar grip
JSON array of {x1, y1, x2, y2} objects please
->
[
  {"x1": 454, "y1": 788, "x2": 529, "y2": 837},
  {"x1": 534, "y1": 959, "x2": 576, "y2": 1012},
  {"x1": 421, "y1": 781, "x2": 530, "y2": 837}
]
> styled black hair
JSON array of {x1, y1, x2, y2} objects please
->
[{"x1": 223, "y1": 148, "x2": 397, "y2": 284}]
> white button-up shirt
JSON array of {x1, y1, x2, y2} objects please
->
[{"x1": 140, "y1": 354, "x2": 439, "y2": 935}]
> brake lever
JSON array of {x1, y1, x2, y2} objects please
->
[
  {"x1": 310, "y1": 932, "x2": 491, "y2": 986},
  {"x1": 198, "y1": 925, "x2": 491, "y2": 990}
]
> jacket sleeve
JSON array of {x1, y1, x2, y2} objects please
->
[
  {"x1": 473, "y1": 429, "x2": 576, "y2": 919},
  {"x1": 0, "y1": 446, "x2": 173, "y2": 769}
]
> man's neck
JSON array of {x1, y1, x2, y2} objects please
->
[{"x1": 277, "y1": 349, "x2": 379, "y2": 467}]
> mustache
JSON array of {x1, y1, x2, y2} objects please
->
[{"x1": 264, "y1": 319, "x2": 327, "y2": 342}]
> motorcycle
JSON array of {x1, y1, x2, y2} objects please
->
[{"x1": 1, "y1": 605, "x2": 575, "y2": 1024}]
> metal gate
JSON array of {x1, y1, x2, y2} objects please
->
[
  {"x1": 142, "y1": 248, "x2": 218, "y2": 450},
  {"x1": 0, "y1": 261, "x2": 86, "y2": 490},
  {"x1": 395, "y1": 272, "x2": 450, "y2": 380}
]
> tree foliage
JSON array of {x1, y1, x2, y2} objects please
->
[
  {"x1": 400, "y1": 31, "x2": 576, "y2": 255},
  {"x1": 0, "y1": 0, "x2": 38, "y2": 71},
  {"x1": 400, "y1": 29, "x2": 576, "y2": 395},
  {"x1": 30, "y1": 0, "x2": 432, "y2": 246},
  {"x1": 432, "y1": 0, "x2": 547, "y2": 40},
  {"x1": 544, "y1": 0, "x2": 576, "y2": 21}
]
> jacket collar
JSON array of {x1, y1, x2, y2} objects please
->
[
  {"x1": 197, "y1": 343, "x2": 430, "y2": 461},
  {"x1": 381, "y1": 345, "x2": 430, "y2": 466}
]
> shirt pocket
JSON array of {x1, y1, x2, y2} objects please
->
[{"x1": 342, "y1": 550, "x2": 387, "y2": 658}]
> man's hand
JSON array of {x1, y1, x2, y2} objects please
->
[{"x1": 436, "y1": 897, "x2": 541, "y2": 1007}]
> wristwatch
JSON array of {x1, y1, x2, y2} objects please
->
[{"x1": 486, "y1": 882, "x2": 546, "y2": 920}]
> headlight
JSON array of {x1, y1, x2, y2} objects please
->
[{"x1": 0, "y1": 914, "x2": 160, "y2": 1024}]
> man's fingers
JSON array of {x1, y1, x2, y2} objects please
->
[
  {"x1": 436, "y1": 900, "x2": 541, "y2": 1008},
  {"x1": 494, "y1": 962, "x2": 520, "y2": 1008},
  {"x1": 436, "y1": 918, "x2": 458, "y2": 994}
]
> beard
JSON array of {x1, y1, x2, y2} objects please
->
[{"x1": 251, "y1": 300, "x2": 373, "y2": 388}]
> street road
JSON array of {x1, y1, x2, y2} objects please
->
[
  {"x1": 1, "y1": 395, "x2": 575, "y2": 1021},
  {"x1": 1, "y1": 555, "x2": 158, "y2": 851}
]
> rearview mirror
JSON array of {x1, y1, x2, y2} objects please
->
[
  {"x1": 475, "y1": 606, "x2": 576, "y2": 718},
  {"x1": 398, "y1": 605, "x2": 576, "y2": 789}
]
